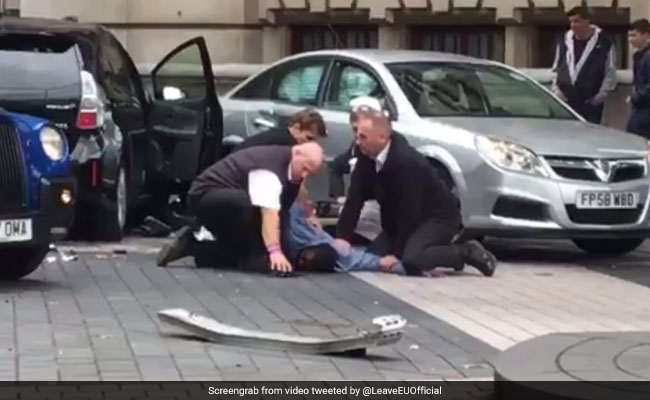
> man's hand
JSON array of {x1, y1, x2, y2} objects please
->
[
  {"x1": 555, "y1": 90, "x2": 567, "y2": 101},
  {"x1": 307, "y1": 214, "x2": 322, "y2": 229},
  {"x1": 379, "y1": 255, "x2": 400, "y2": 273},
  {"x1": 270, "y1": 252, "x2": 293, "y2": 273},
  {"x1": 336, "y1": 196, "x2": 346, "y2": 205},
  {"x1": 588, "y1": 93, "x2": 606, "y2": 105},
  {"x1": 332, "y1": 239, "x2": 351, "y2": 256}
]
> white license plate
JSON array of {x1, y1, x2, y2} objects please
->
[
  {"x1": 0, "y1": 219, "x2": 33, "y2": 243},
  {"x1": 576, "y1": 191, "x2": 639, "y2": 209}
]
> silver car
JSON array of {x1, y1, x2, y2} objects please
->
[{"x1": 220, "y1": 49, "x2": 650, "y2": 256}]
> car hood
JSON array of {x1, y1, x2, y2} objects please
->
[
  {"x1": 426, "y1": 117, "x2": 648, "y2": 158},
  {"x1": 0, "y1": 107, "x2": 47, "y2": 131}
]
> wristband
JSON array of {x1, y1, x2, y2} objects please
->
[{"x1": 267, "y1": 245, "x2": 281, "y2": 254}]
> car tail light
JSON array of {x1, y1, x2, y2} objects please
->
[{"x1": 76, "y1": 70, "x2": 105, "y2": 130}]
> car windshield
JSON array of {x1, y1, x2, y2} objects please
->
[{"x1": 386, "y1": 62, "x2": 576, "y2": 120}]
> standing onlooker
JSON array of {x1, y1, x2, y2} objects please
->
[
  {"x1": 626, "y1": 18, "x2": 650, "y2": 138},
  {"x1": 551, "y1": 6, "x2": 617, "y2": 124}
]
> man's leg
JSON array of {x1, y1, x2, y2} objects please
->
[
  {"x1": 196, "y1": 188, "x2": 268, "y2": 270},
  {"x1": 573, "y1": 102, "x2": 604, "y2": 124},
  {"x1": 401, "y1": 220, "x2": 496, "y2": 277},
  {"x1": 157, "y1": 188, "x2": 266, "y2": 269}
]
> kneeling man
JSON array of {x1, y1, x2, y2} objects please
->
[
  {"x1": 156, "y1": 142, "x2": 324, "y2": 273},
  {"x1": 335, "y1": 108, "x2": 497, "y2": 277}
]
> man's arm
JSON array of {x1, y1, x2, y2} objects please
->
[
  {"x1": 336, "y1": 158, "x2": 370, "y2": 242},
  {"x1": 260, "y1": 208, "x2": 281, "y2": 248},
  {"x1": 392, "y1": 162, "x2": 425, "y2": 259},
  {"x1": 248, "y1": 170, "x2": 292, "y2": 272},
  {"x1": 631, "y1": 54, "x2": 650, "y2": 107},
  {"x1": 234, "y1": 128, "x2": 291, "y2": 152},
  {"x1": 593, "y1": 45, "x2": 618, "y2": 104},
  {"x1": 328, "y1": 148, "x2": 353, "y2": 199}
]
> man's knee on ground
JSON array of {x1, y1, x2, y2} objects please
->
[{"x1": 296, "y1": 245, "x2": 338, "y2": 273}]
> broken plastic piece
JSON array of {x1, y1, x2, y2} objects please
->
[{"x1": 158, "y1": 308, "x2": 406, "y2": 355}]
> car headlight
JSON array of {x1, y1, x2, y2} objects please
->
[
  {"x1": 475, "y1": 136, "x2": 548, "y2": 177},
  {"x1": 40, "y1": 126, "x2": 66, "y2": 161}
]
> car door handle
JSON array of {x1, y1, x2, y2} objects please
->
[{"x1": 253, "y1": 118, "x2": 276, "y2": 128}]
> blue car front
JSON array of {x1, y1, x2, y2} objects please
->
[{"x1": 0, "y1": 107, "x2": 76, "y2": 280}]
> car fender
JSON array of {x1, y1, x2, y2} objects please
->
[
  {"x1": 416, "y1": 145, "x2": 468, "y2": 198},
  {"x1": 100, "y1": 114, "x2": 124, "y2": 191}
]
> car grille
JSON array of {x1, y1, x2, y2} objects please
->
[
  {"x1": 566, "y1": 206, "x2": 643, "y2": 225},
  {"x1": 0, "y1": 118, "x2": 27, "y2": 214},
  {"x1": 545, "y1": 156, "x2": 646, "y2": 183}
]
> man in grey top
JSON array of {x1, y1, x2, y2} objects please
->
[{"x1": 552, "y1": 6, "x2": 617, "y2": 124}]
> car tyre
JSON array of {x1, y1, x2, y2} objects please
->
[
  {"x1": 97, "y1": 165, "x2": 128, "y2": 242},
  {"x1": 572, "y1": 238, "x2": 645, "y2": 256},
  {"x1": 0, "y1": 246, "x2": 48, "y2": 280}
]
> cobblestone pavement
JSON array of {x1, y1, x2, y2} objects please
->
[
  {"x1": 1, "y1": 245, "x2": 497, "y2": 382},
  {"x1": 7, "y1": 236, "x2": 650, "y2": 393},
  {"x1": 357, "y1": 239, "x2": 650, "y2": 351}
]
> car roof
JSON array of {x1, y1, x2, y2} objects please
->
[
  {"x1": 286, "y1": 49, "x2": 499, "y2": 66},
  {"x1": 0, "y1": 16, "x2": 104, "y2": 35}
]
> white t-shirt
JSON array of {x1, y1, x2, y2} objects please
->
[{"x1": 247, "y1": 166, "x2": 291, "y2": 210}]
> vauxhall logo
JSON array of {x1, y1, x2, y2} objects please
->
[{"x1": 587, "y1": 159, "x2": 617, "y2": 182}]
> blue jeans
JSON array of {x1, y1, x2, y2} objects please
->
[{"x1": 285, "y1": 203, "x2": 405, "y2": 275}]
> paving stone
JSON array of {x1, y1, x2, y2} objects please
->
[{"x1": 3, "y1": 252, "x2": 498, "y2": 382}]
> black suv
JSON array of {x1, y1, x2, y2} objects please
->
[{"x1": 0, "y1": 17, "x2": 223, "y2": 240}]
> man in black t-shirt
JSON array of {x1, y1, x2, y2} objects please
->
[{"x1": 233, "y1": 108, "x2": 327, "y2": 152}]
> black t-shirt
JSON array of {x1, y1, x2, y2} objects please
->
[
  {"x1": 574, "y1": 37, "x2": 589, "y2": 65},
  {"x1": 234, "y1": 127, "x2": 297, "y2": 152}
]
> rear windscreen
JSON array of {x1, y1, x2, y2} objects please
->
[{"x1": 0, "y1": 34, "x2": 81, "y2": 90}]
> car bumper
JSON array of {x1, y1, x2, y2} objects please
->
[
  {"x1": 462, "y1": 165, "x2": 650, "y2": 239},
  {"x1": 0, "y1": 177, "x2": 76, "y2": 247}
]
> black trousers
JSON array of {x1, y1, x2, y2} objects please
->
[
  {"x1": 368, "y1": 219, "x2": 464, "y2": 276},
  {"x1": 568, "y1": 101, "x2": 604, "y2": 124},
  {"x1": 188, "y1": 188, "x2": 268, "y2": 269},
  {"x1": 188, "y1": 188, "x2": 337, "y2": 272}
]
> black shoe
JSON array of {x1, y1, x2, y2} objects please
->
[
  {"x1": 156, "y1": 226, "x2": 194, "y2": 267},
  {"x1": 462, "y1": 240, "x2": 497, "y2": 277}
]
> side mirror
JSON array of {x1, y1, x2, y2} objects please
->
[{"x1": 162, "y1": 86, "x2": 186, "y2": 101}]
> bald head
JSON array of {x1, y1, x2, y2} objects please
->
[
  {"x1": 290, "y1": 142, "x2": 324, "y2": 182},
  {"x1": 355, "y1": 109, "x2": 392, "y2": 158}
]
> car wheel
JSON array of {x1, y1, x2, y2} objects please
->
[
  {"x1": 430, "y1": 161, "x2": 460, "y2": 210},
  {"x1": 572, "y1": 238, "x2": 645, "y2": 256},
  {"x1": 97, "y1": 165, "x2": 128, "y2": 241},
  {"x1": 0, "y1": 246, "x2": 48, "y2": 280}
]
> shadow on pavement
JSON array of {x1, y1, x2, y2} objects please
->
[{"x1": 0, "y1": 278, "x2": 66, "y2": 292}]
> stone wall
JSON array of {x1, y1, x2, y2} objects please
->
[{"x1": 12, "y1": 0, "x2": 650, "y2": 67}]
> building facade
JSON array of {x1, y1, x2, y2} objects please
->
[{"x1": 5, "y1": 0, "x2": 650, "y2": 68}]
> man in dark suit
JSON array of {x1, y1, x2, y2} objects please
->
[
  {"x1": 626, "y1": 18, "x2": 650, "y2": 138},
  {"x1": 336, "y1": 108, "x2": 496, "y2": 277},
  {"x1": 234, "y1": 108, "x2": 327, "y2": 152}
]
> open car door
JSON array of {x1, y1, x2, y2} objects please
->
[{"x1": 145, "y1": 37, "x2": 222, "y2": 191}]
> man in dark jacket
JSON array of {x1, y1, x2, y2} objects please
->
[
  {"x1": 335, "y1": 108, "x2": 496, "y2": 277},
  {"x1": 233, "y1": 108, "x2": 327, "y2": 152},
  {"x1": 626, "y1": 18, "x2": 650, "y2": 138},
  {"x1": 156, "y1": 142, "x2": 324, "y2": 274},
  {"x1": 551, "y1": 6, "x2": 617, "y2": 124}
]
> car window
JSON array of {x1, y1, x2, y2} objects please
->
[
  {"x1": 231, "y1": 69, "x2": 274, "y2": 100},
  {"x1": 100, "y1": 36, "x2": 138, "y2": 104},
  {"x1": 326, "y1": 63, "x2": 384, "y2": 109},
  {"x1": 387, "y1": 62, "x2": 575, "y2": 120},
  {"x1": 0, "y1": 34, "x2": 81, "y2": 90},
  {"x1": 153, "y1": 42, "x2": 207, "y2": 101},
  {"x1": 272, "y1": 61, "x2": 328, "y2": 105}
]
